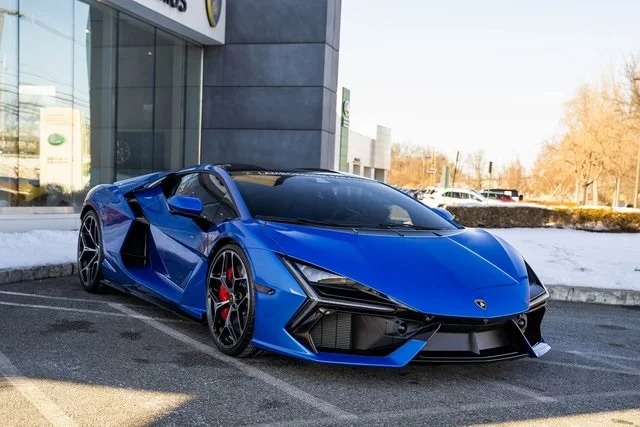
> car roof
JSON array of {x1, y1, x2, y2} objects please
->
[{"x1": 181, "y1": 164, "x2": 344, "y2": 176}]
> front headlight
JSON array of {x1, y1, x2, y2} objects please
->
[
  {"x1": 295, "y1": 263, "x2": 356, "y2": 286},
  {"x1": 526, "y1": 262, "x2": 549, "y2": 307},
  {"x1": 286, "y1": 260, "x2": 398, "y2": 311}
]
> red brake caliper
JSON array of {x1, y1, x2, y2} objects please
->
[{"x1": 218, "y1": 267, "x2": 233, "y2": 320}]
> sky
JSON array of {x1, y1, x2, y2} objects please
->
[{"x1": 337, "y1": 0, "x2": 640, "y2": 169}]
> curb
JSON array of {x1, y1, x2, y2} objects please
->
[
  {"x1": 1, "y1": 264, "x2": 639, "y2": 307},
  {"x1": 547, "y1": 284, "x2": 640, "y2": 306},
  {"x1": 0, "y1": 263, "x2": 76, "y2": 285}
]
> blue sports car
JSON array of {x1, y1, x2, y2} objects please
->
[{"x1": 77, "y1": 164, "x2": 550, "y2": 366}]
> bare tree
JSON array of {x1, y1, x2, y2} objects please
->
[
  {"x1": 388, "y1": 143, "x2": 450, "y2": 188},
  {"x1": 466, "y1": 150, "x2": 487, "y2": 189}
]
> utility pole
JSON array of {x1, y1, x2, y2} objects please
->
[
  {"x1": 635, "y1": 142, "x2": 640, "y2": 208},
  {"x1": 488, "y1": 161, "x2": 493, "y2": 189},
  {"x1": 451, "y1": 151, "x2": 460, "y2": 188}
]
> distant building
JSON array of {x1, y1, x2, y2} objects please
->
[{"x1": 342, "y1": 125, "x2": 392, "y2": 182}]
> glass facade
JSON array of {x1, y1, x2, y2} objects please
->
[{"x1": 0, "y1": 0, "x2": 202, "y2": 210}]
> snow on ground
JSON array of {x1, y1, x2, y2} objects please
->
[
  {"x1": 0, "y1": 230, "x2": 77, "y2": 269},
  {"x1": 0, "y1": 228, "x2": 638, "y2": 291},
  {"x1": 488, "y1": 228, "x2": 640, "y2": 291}
]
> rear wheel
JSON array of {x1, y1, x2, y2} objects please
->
[
  {"x1": 77, "y1": 210, "x2": 105, "y2": 293},
  {"x1": 206, "y1": 244, "x2": 258, "y2": 357}
]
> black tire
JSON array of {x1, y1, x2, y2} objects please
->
[
  {"x1": 77, "y1": 210, "x2": 105, "y2": 293},
  {"x1": 206, "y1": 243, "x2": 258, "y2": 357}
]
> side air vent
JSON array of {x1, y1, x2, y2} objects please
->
[
  {"x1": 121, "y1": 195, "x2": 149, "y2": 268},
  {"x1": 309, "y1": 312, "x2": 352, "y2": 350},
  {"x1": 125, "y1": 195, "x2": 145, "y2": 218},
  {"x1": 121, "y1": 220, "x2": 149, "y2": 267}
]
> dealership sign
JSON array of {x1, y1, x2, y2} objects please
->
[
  {"x1": 156, "y1": 0, "x2": 187, "y2": 12},
  {"x1": 105, "y1": 0, "x2": 225, "y2": 44}
]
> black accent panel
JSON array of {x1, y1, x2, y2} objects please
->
[
  {"x1": 415, "y1": 320, "x2": 529, "y2": 362},
  {"x1": 311, "y1": 283, "x2": 397, "y2": 308},
  {"x1": 121, "y1": 195, "x2": 150, "y2": 268},
  {"x1": 523, "y1": 305, "x2": 545, "y2": 345},
  {"x1": 126, "y1": 196, "x2": 144, "y2": 218},
  {"x1": 121, "y1": 220, "x2": 149, "y2": 268},
  {"x1": 413, "y1": 350, "x2": 527, "y2": 363}
]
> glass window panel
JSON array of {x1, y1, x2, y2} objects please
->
[
  {"x1": 184, "y1": 45, "x2": 202, "y2": 166},
  {"x1": 0, "y1": 8, "x2": 18, "y2": 207},
  {"x1": 154, "y1": 29, "x2": 186, "y2": 172},
  {"x1": 0, "y1": 0, "x2": 202, "y2": 211},
  {"x1": 19, "y1": 0, "x2": 74, "y2": 207},
  {"x1": 116, "y1": 14, "x2": 154, "y2": 181},
  {"x1": 74, "y1": 1, "x2": 117, "y2": 203},
  {"x1": 84, "y1": 1, "x2": 117, "y2": 189}
]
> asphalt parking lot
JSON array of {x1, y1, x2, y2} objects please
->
[{"x1": 1, "y1": 277, "x2": 639, "y2": 426}]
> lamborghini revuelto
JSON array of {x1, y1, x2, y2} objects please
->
[{"x1": 77, "y1": 164, "x2": 550, "y2": 366}]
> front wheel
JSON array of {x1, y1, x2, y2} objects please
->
[
  {"x1": 77, "y1": 210, "x2": 105, "y2": 293},
  {"x1": 206, "y1": 244, "x2": 258, "y2": 357}
]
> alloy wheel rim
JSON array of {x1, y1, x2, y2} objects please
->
[
  {"x1": 78, "y1": 215, "x2": 101, "y2": 285},
  {"x1": 207, "y1": 250, "x2": 250, "y2": 348}
]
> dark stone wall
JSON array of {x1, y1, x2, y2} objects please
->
[{"x1": 201, "y1": 0, "x2": 341, "y2": 169}]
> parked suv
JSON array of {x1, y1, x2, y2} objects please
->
[{"x1": 480, "y1": 191, "x2": 515, "y2": 203}]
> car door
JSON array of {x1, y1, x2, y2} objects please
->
[{"x1": 141, "y1": 172, "x2": 238, "y2": 291}]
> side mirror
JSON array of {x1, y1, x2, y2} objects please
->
[
  {"x1": 167, "y1": 195, "x2": 203, "y2": 217},
  {"x1": 433, "y1": 207, "x2": 455, "y2": 222}
]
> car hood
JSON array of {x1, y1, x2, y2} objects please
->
[{"x1": 261, "y1": 223, "x2": 530, "y2": 318}]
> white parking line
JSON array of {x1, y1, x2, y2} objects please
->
[
  {"x1": 534, "y1": 359, "x2": 640, "y2": 376},
  {"x1": 0, "y1": 290, "x2": 149, "y2": 309},
  {"x1": 0, "y1": 300, "x2": 183, "y2": 323},
  {"x1": 568, "y1": 351, "x2": 640, "y2": 362},
  {"x1": 490, "y1": 380, "x2": 557, "y2": 403},
  {"x1": 0, "y1": 290, "x2": 110, "y2": 304},
  {"x1": 565, "y1": 351, "x2": 640, "y2": 374},
  {"x1": 108, "y1": 302, "x2": 358, "y2": 421},
  {"x1": 0, "y1": 350, "x2": 77, "y2": 427}
]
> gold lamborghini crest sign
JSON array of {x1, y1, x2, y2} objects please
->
[{"x1": 205, "y1": 0, "x2": 222, "y2": 27}]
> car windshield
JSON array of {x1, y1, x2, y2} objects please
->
[{"x1": 231, "y1": 172, "x2": 459, "y2": 230}]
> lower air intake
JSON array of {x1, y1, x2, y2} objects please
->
[{"x1": 309, "y1": 311, "x2": 352, "y2": 350}]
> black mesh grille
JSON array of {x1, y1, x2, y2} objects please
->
[{"x1": 309, "y1": 312, "x2": 352, "y2": 350}]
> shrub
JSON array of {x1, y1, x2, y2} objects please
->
[{"x1": 445, "y1": 205, "x2": 640, "y2": 232}]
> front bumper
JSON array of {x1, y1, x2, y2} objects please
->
[
  {"x1": 276, "y1": 257, "x2": 549, "y2": 367},
  {"x1": 285, "y1": 301, "x2": 549, "y2": 367}
]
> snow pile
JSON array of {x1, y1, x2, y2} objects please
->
[
  {"x1": 0, "y1": 230, "x2": 77, "y2": 269},
  {"x1": 489, "y1": 228, "x2": 640, "y2": 291}
]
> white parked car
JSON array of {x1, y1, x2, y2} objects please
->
[{"x1": 420, "y1": 188, "x2": 488, "y2": 207}]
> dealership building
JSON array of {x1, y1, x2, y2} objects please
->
[{"x1": 0, "y1": 0, "x2": 342, "y2": 230}]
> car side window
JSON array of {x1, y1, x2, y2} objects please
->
[{"x1": 174, "y1": 173, "x2": 238, "y2": 225}]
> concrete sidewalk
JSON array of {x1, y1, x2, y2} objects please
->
[{"x1": 2, "y1": 263, "x2": 639, "y2": 306}]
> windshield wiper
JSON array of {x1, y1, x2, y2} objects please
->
[
  {"x1": 255, "y1": 215, "x2": 350, "y2": 228},
  {"x1": 377, "y1": 223, "x2": 446, "y2": 231}
]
